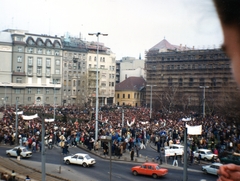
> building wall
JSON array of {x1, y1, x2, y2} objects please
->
[
  {"x1": 115, "y1": 90, "x2": 143, "y2": 107},
  {"x1": 0, "y1": 29, "x2": 63, "y2": 107},
  {"x1": 145, "y1": 48, "x2": 237, "y2": 112}
]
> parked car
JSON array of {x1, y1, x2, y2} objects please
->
[
  {"x1": 131, "y1": 162, "x2": 168, "y2": 179},
  {"x1": 6, "y1": 146, "x2": 32, "y2": 158},
  {"x1": 220, "y1": 154, "x2": 240, "y2": 165},
  {"x1": 165, "y1": 144, "x2": 184, "y2": 156},
  {"x1": 193, "y1": 149, "x2": 218, "y2": 161},
  {"x1": 202, "y1": 163, "x2": 223, "y2": 175},
  {"x1": 63, "y1": 153, "x2": 96, "y2": 167}
]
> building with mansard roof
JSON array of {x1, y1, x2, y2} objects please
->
[
  {"x1": 145, "y1": 39, "x2": 237, "y2": 114},
  {"x1": 0, "y1": 29, "x2": 62, "y2": 107}
]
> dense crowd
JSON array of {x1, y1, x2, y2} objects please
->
[{"x1": 0, "y1": 104, "x2": 239, "y2": 158}]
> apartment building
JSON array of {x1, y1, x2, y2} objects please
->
[
  {"x1": 145, "y1": 39, "x2": 237, "y2": 113},
  {"x1": 0, "y1": 29, "x2": 62, "y2": 106}
]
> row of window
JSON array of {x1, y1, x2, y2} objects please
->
[
  {"x1": 18, "y1": 47, "x2": 60, "y2": 55},
  {"x1": 10, "y1": 88, "x2": 60, "y2": 94},
  {"x1": 27, "y1": 67, "x2": 60, "y2": 75},
  {"x1": 150, "y1": 63, "x2": 230, "y2": 70},
  {"x1": 167, "y1": 77, "x2": 228, "y2": 87},
  {"x1": 2, "y1": 96, "x2": 57, "y2": 102},
  {"x1": 116, "y1": 93, "x2": 140, "y2": 99},
  {"x1": 150, "y1": 52, "x2": 226, "y2": 61},
  {"x1": 89, "y1": 56, "x2": 106, "y2": 62}
]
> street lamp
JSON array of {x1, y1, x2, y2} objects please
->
[
  {"x1": 182, "y1": 117, "x2": 192, "y2": 181},
  {"x1": 199, "y1": 86, "x2": 209, "y2": 118},
  {"x1": 88, "y1": 32, "x2": 108, "y2": 142},
  {"x1": 50, "y1": 81, "x2": 60, "y2": 121},
  {"x1": 41, "y1": 84, "x2": 46, "y2": 181},
  {"x1": 2, "y1": 82, "x2": 10, "y2": 110},
  {"x1": 146, "y1": 85, "x2": 156, "y2": 119}
]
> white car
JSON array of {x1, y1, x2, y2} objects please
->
[
  {"x1": 63, "y1": 153, "x2": 96, "y2": 167},
  {"x1": 193, "y1": 149, "x2": 218, "y2": 161},
  {"x1": 164, "y1": 144, "x2": 184, "y2": 156},
  {"x1": 6, "y1": 146, "x2": 32, "y2": 158},
  {"x1": 202, "y1": 163, "x2": 223, "y2": 175}
]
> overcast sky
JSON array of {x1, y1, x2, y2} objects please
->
[{"x1": 1, "y1": 0, "x2": 223, "y2": 60}]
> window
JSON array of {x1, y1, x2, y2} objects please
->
[
  {"x1": 89, "y1": 64, "x2": 92, "y2": 68},
  {"x1": 37, "y1": 88, "x2": 41, "y2": 94},
  {"x1": 37, "y1": 67, "x2": 42, "y2": 75},
  {"x1": 55, "y1": 69, "x2": 60, "y2": 74},
  {"x1": 37, "y1": 58, "x2": 42, "y2": 66},
  {"x1": 199, "y1": 78, "x2": 205, "y2": 86},
  {"x1": 168, "y1": 78, "x2": 173, "y2": 86},
  {"x1": 117, "y1": 94, "x2": 119, "y2": 98},
  {"x1": 179, "y1": 78, "x2": 183, "y2": 86},
  {"x1": 37, "y1": 49, "x2": 42, "y2": 54},
  {"x1": 89, "y1": 56, "x2": 91, "y2": 61},
  {"x1": 211, "y1": 78, "x2": 217, "y2": 87},
  {"x1": 28, "y1": 88, "x2": 32, "y2": 94},
  {"x1": 189, "y1": 78, "x2": 194, "y2": 86},
  {"x1": 17, "y1": 56, "x2": 22, "y2": 63},
  {"x1": 94, "y1": 56, "x2": 96, "y2": 61},
  {"x1": 28, "y1": 67, "x2": 33, "y2": 75},
  {"x1": 28, "y1": 48, "x2": 33, "y2": 53},
  {"x1": 47, "y1": 49, "x2": 51, "y2": 55},
  {"x1": 17, "y1": 66, "x2": 21, "y2": 72},
  {"x1": 16, "y1": 37, "x2": 23, "y2": 41},
  {"x1": 28, "y1": 57, "x2": 33, "y2": 65},
  {"x1": 128, "y1": 94, "x2": 130, "y2": 99},
  {"x1": 46, "y1": 68, "x2": 51, "y2": 76},
  {"x1": 16, "y1": 77, "x2": 22, "y2": 83},
  {"x1": 46, "y1": 58, "x2": 51, "y2": 67},
  {"x1": 56, "y1": 60, "x2": 60, "y2": 65},
  {"x1": 123, "y1": 94, "x2": 125, "y2": 98},
  {"x1": 28, "y1": 97, "x2": 31, "y2": 102},
  {"x1": 18, "y1": 47, "x2": 22, "y2": 52},
  {"x1": 46, "y1": 88, "x2": 50, "y2": 94},
  {"x1": 15, "y1": 89, "x2": 21, "y2": 94},
  {"x1": 55, "y1": 50, "x2": 59, "y2": 56},
  {"x1": 103, "y1": 57, "x2": 105, "y2": 62}
]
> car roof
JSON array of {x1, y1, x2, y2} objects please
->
[
  {"x1": 142, "y1": 162, "x2": 159, "y2": 166},
  {"x1": 198, "y1": 149, "x2": 212, "y2": 151},
  {"x1": 170, "y1": 144, "x2": 184, "y2": 147},
  {"x1": 212, "y1": 163, "x2": 223, "y2": 166},
  {"x1": 74, "y1": 153, "x2": 88, "y2": 156}
]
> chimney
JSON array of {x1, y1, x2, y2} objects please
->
[{"x1": 192, "y1": 46, "x2": 194, "y2": 50}]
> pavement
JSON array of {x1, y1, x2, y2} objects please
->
[{"x1": 0, "y1": 143, "x2": 202, "y2": 181}]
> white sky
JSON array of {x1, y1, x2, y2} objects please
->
[{"x1": 1, "y1": 0, "x2": 223, "y2": 60}]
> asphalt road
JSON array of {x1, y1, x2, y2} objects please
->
[{"x1": 0, "y1": 144, "x2": 217, "y2": 181}]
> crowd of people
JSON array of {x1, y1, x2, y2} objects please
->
[{"x1": 0, "y1": 103, "x2": 239, "y2": 160}]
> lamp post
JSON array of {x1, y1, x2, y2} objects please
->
[
  {"x1": 199, "y1": 86, "x2": 209, "y2": 118},
  {"x1": 88, "y1": 32, "x2": 108, "y2": 142},
  {"x1": 50, "y1": 81, "x2": 60, "y2": 121},
  {"x1": 15, "y1": 99, "x2": 18, "y2": 145},
  {"x1": 182, "y1": 117, "x2": 191, "y2": 181},
  {"x1": 2, "y1": 82, "x2": 10, "y2": 110},
  {"x1": 146, "y1": 85, "x2": 156, "y2": 119},
  {"x1": 100, "y1": 136, "x2": 112, "y2": 181},
  {"x1": 41, "y1": 84, "x2": 46, "y2": 181}
]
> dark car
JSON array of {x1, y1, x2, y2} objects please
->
[{"x1": 220, "y1": 154, "x2": 240, "y2": 165}]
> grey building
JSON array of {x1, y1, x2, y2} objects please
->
[{"x1": 0, "y1": 29, "x2": 62, "y2": 107}]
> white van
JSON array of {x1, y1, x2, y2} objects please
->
[{"x1": 164, "y1": 144, "x2": 184, "y2": 156}]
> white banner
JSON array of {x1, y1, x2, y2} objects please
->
[
  {"x1": 14, "y1": 111, "x2": 23, "y2": 115},
  {"x1": 45, "y1": 118, "x2": 54, "y2": 122},
  {"x1": 22, "y1": 114, "x2": 38, "y2": 120},
  {"x1": 186, "y1": 124, "x2": 202, "y2": 135}
]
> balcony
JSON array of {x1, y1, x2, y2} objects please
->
[{"x1": 12, "y1": 71, "x2": 26, "y2": 76}]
